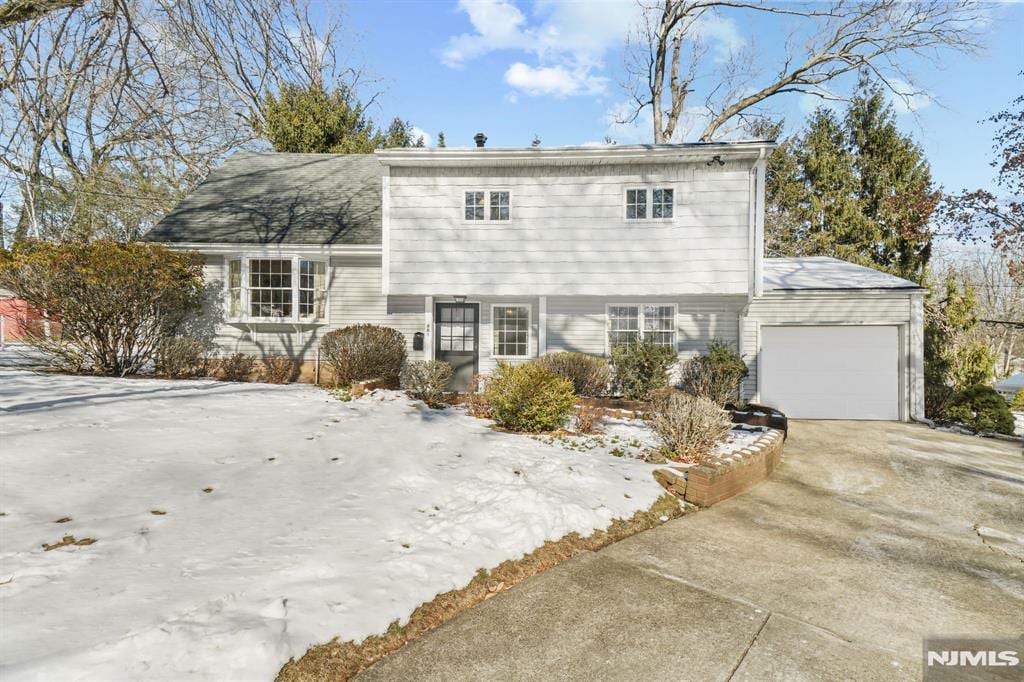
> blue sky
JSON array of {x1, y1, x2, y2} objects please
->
[{"x1": 346, "y1": 0, "x2": 1023, "y2": 195}]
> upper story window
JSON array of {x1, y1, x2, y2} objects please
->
[
  {"x1": 625, "y1": 187, "x2": 674, "y2": 220},
  {"x1": 465, "y1": 191, "x2": 485, "y2": 220},
  {"x1": 490, "y1": 191, "x2": 510, "y2": 220},
  {"x1": 652, "y1": 189, "x2": 674, "y2": 218},
  {"x1": 225, "y1": 256, "x2": 327, "y2": 323},
  {"x1": 626, "y1": 189, "x2": 647, "y2": 219},
  {"x1": 465, "y1": 190, "x2": 511, "y2": 221}
]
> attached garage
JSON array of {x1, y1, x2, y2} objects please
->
[
  {"x1": 742, "y1": 257, "x2": 927, "y2": 422},
  {"x1": 759, "y1": 325, "x2": 900, "y2": 420}
]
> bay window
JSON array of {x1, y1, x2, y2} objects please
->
[
  {"x1": 607, "y1": 304, "x2": 676, "y2": 350},
  {"x1": 224, "y1": 256, "x2": 327, "y2": 322}
]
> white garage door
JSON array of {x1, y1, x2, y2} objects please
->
[{"x1": 760, "y1": 325, "x2": 899, "y2": 420}]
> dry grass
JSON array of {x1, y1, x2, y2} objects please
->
[
  {"x1": 276, "y1": 494, "x2": 685, "y2": 682},
  {"x1": 42, "y1": 535, "x2": 97, "y2": 551}
]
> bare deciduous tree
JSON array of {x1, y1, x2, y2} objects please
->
[
  {"x1": 0, "y1": 0, "x2": 86, "y2": 28},
  {"x1": 624, "y1": 1, "x2": 987, "y2": 143},
  {"x1": 1, "y1": 0, "x2": 356, "y2": 245},
  {"x1": 155, "y1": 0, "x2": 358, "y2": 134}
]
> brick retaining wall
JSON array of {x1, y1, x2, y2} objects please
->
[{"x1": 654, "y1": 428, "x2": 785, "y2": 507}]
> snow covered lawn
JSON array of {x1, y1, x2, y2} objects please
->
[{"x1": 0, "y1": 370, "x2": 674, "y2": 681}]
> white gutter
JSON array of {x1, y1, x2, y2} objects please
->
[
  {"x1": 159, "y1": 242, "x2": 382, "y2": 256},
  {"x1": 376, "y1": 140, "x2": 777, "y2": 167}
]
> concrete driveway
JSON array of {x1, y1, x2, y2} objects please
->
[{"x1": 361, "y1": 421, "x2": 1024, "y2": 681}]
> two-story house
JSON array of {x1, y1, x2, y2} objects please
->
[{"x1": 145, "y1": 139, "x2": 926, "y2": 421}]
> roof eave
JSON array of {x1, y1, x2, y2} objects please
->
[{"x1": 375, "y1": 140, "x2": 777, "y2": 167}]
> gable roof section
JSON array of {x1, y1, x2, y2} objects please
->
[
  {"x1": 145, "y1": 152, "x2": 382, "y2": 245},
  {"x1": 764, "y1": 257, "x2": 923, "y2": 291}
]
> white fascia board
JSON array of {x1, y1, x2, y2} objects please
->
[
  {"x1": 376, "y1": 141, "x2": 777, "y2": 167},
  {"x1": 160, "y1": 242, "x2": 382, "y2": 257}
]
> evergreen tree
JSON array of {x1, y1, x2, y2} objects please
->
[
  {"x1": 259, "y1": 84, "x2": 423, "y2": 153},
  {"x1": 763, "y1": 76, "x2": 938, "y2": 282},
  {"x1": 847, "y1": 78, "x2": 938, "y2": 282},
  {"x1": 437, "y1": 131, "x2": 446, "y2": 148}
]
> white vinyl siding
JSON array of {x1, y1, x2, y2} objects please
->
[
  {"x1": 200, "y1": 254, "x2": 425, "y2": 362},
  {"x1": 388, "y1": 162, "x2": 752, "y2": 296},
  {"x1": 547, "y1": 295, "x2": 744, "y2": 365},
  {"x1": 607, "y1": 304, "x2": 677, "y2": 349}
]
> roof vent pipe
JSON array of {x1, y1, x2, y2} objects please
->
[{"x1": 474, "y1": 133, "x2": 487, "y2": 148}]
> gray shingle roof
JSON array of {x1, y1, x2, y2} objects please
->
[
  {"x1": 145, "y1": 152, "x2": 382, "y2": 245},
  {"x1": 764, "y1": 257, "x2": 923, "y2": 290}
]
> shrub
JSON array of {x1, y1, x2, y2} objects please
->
[
  {"x1": 572, "y1": 403, "x2": 601, "y2": 434},
  {"x1": 0, "y1": 240, "x2": 203, "y2": 376},
  {"x1": 536, "y1": 352, "x2": 610, "y2": 397},
  {"x1": 1012, "y1": 389, "x2": 1024, "y2": 411},
  {"x1": 677, "y1": 339, "x2": 748, "y2": 406},
  {"x1": 925, "y1": 380, "x2": 957, "y2": 420},
  {"x1": 401, "y1": 360, "x2": 453, "y2": 407},
  {"x1": 155, "y1": 337, "x2": 208, "y2": 379},
  {"x1": 320, "y1": 324, "x2": 407, "y2": 386},
  {"x1": 485, "y1": 362, "x2": 576, "y2": 432},
  {"x1": 648, "y1": 391, "x2": 732, "y2": 462},
  {"x1": 609, "y1": 340, "x2": 677, "y2": 401},
  {"x1": 465, "y1": 373, "x2": 491, "y2": 418},
  {"x1": 260, "y1": 356, "x2": 298, "y2": 384},
  {"x1": 216, "y1": 353, "x2": 255, "y2": 382},
  {"x1": 945, "y1": 385, "x2": 1015, "y2": 435}
]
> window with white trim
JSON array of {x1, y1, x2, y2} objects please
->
[
  {"x1": 465, "y1": 191, "x2": 485, "y2": 220},
  {"x1": 626, "y1": 187, "x2": 674, "y2": 220},
  {"x1": 489, "y1": 191, "x2": 510, "y2": 220},
  {"x1": 249, "y1": 258, "x2": 292, "y2": 318},
  {"x1": 652, "y1": 188, "x2": 674, "y2": 218},
  {"x1": 492, "y1": 304, "x2": 530, "y2": 357},
  {"x1": 299, "y1": 260, "x2": 327, "y2": 320},
  {"x1": 608, "y1": 304, "x2": 676, "y2": 349},
  {"x1": 465, "y1": 190, "x2": 511, "y2": 221},
  {"x1": 625, "y1": 189, "x2": 647, "y2": 220},
  {"x1": 227, "y1": 258, "x2": 242, "y2": 318},
  {"x1": 224, "y1": 256, "x2": 327, "y2": 322}
]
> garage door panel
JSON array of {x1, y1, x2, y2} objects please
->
[{"x1": 760, "y1": 325, "x2": 899, "y2": 420}]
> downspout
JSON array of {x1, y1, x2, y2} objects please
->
[{"x1": 740, "y1": 147, "x2": 767, "y2": 401}]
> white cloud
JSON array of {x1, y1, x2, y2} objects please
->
[
  {"x1": 691, "y1": 13, "x2": 744, "y2": 61},
  {"x1": 442, "y1": 1, "x2": 749, "y2": 104},
  {"x1": 441, "y1": 0, "x2": 640, "y2": 98},
  {"x1": 888, "y1": 79, "x2": 932, "y2": 114},
  {"x1": 504, "y1": 62, "x2": 607, "y2": 97},
  {"x1": 441, "y1": 0, "x2": 531, "y2": 68},
  {"x1": 410, "y1": 126, "x2": 433, "y2": 147}
]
